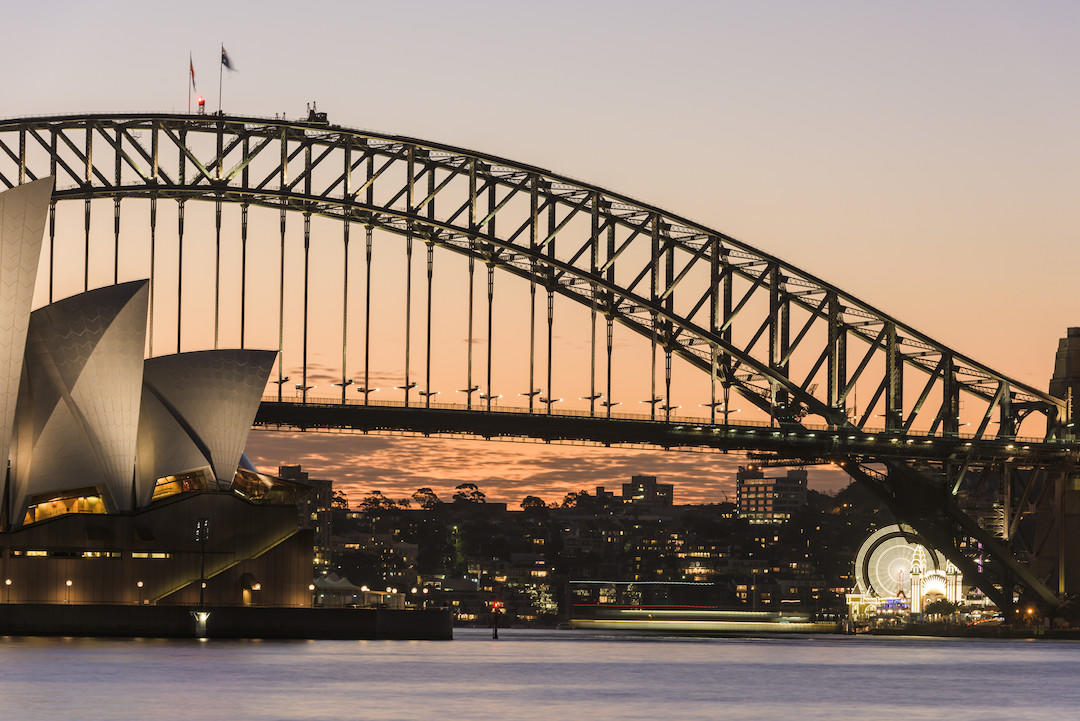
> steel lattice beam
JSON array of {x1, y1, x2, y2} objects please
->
[{"x1": 1, "y1": 112, "x2": 1075, "y2": 610}]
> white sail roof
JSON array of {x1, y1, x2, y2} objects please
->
[
  {"x1": 136, "y1": 349, "x2": 276, "y2": 506},
  {"x1": 0, "y1": 179, "x2": 52, "y2": 505},
  {"x1": 10, "y1": 281, "x2": 148, "y2": 517}
]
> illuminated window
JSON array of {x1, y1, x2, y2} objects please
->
[
  {"x1": 152, "y1": 468, "x2": 214, "y2": 502},
  {"x1": 232, "y1": 468, "x2": 301, "y2": 505},
  {"x1": 23, "y1": 487, "x2": 107, "y2": 525}
]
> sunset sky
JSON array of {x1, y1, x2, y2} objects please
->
[{"x1": 6, "y1": 1, "x2": 1078, "y2": 506}]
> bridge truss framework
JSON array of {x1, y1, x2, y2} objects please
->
[{"x1": 0, "y1": 113, "x2": 1075, "y2": 613}]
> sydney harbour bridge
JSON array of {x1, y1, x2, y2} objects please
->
[{"x1": 0, "y1": 111, "x2": 1075, "y2": 614}]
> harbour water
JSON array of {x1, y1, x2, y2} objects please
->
[{"x1": 1, "y1": 629, "x2": 1076, "y2": 720}]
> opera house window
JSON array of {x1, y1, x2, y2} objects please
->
[
  {"x1": 23, "y1": 487, "x2": 107, "y2": 525},
  {"x1": 151, "y1": 468, "x2": 215, "y2": 502},
  {"x1": 232, "y1": 468, "x2": 301, "y2": 505}
]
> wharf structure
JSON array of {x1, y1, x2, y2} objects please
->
[{"x1": 0, "y1": 180, "x2": 450, "y2": 639}]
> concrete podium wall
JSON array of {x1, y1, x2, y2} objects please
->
[{"x1": 0, "y1": 604, "x2": 452, "y2": 640}]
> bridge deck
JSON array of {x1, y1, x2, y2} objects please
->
[{"x1": 254, "y1": 398, "x2": 1074, "y2": 467}]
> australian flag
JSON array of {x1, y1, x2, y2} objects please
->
[{"x1": 221, "y1": 45, "x2": 235, "y2": 71}]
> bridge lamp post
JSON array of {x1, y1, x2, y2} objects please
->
[
  {"x1": 581, "y1": 393, "x2": 603, "y2": 417},
  {"x1": 271, "y1": 376, "x2": 291, "y2": 403},
  {"x1": 641, "y1": 396, "x2": 664, "y2": 420},
  {"x1": 458, "y1": 385, "x2": 480, "y2": 410},
  {"x1": 520, "y1": 389, "x2": 541, "y2": 414},
  {"x1": 701, "y1": 400, "x2": 727, "y2": 424},
  {"x1": 64, "y1": 579, "x2": 73, "y2": 604},
  {"x1": 136, "y1": 580, "x2": 144, "y2": 605},
  {"x1": 600, "y1": 400, "x2": 621, "y2": 419},
  {"x1": 3, "y1": 578, "x2": 11, "y2": 603},
  {"x1": 294, "y1": 383, "x2": 316, "y2": 404},
  {"x1": 701, "y1": 402, "x2": 740, "y2": 425},
  {"x1": 539, "y1": 397, "x2": 562, "y2": 414},
  {"x1": 418, "y1": 390, "x2": 439, "y2": 408},
  {"x1": 660, "y1": 404, "x2": 680, "y2": 423},
  {"x1": 355, "y1": 386, "x2": 379, "y2": 404},
  {"x1": 479, "y1": 393, "x2": 502, "y2": 411},
  {"x1": 333, "y1": 378, "x2": 354, "y2": 404},
  {"x1": 397, "y1": 381, "x2": 417, "y2": 407}
]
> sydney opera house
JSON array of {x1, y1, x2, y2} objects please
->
[{"x1": 0, "y1": 179, "x2": 314, "y2": 608}]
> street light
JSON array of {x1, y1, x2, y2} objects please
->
[
  {"x1": 397, "y1": 381, "x2": 418, "y2": 406},
  {"x1": 539, "y1": 397, "x2": 562, "y2": 413},
  {"x1": 333, "y1": 378, "x2": 354, "y2": 404},
  {"x1": 294, "y1": 383, "x2": 316, "y2": 403},
  {"x1": 355, "y1": 386, "x2": 380, "y2": 403},
  {"x1": 136, "y1": 580, "x2": 144, "y2": 605},
  {"x1": 641, "y1": 396, "x2": 663, "y2": 419},
  {"x1": 3, "y1": 578, "x2": 11, "y2": 603},
  {"x1": 578, "y1": 395, "x2": 604, "y2": 416},
  {"x1": 65, "y1": 579, "x2": 73, "y2": 604},
  {"x1": 660, "y1": 403, "x2": 680, "y2": 421},
  {"x1": 458, "y1": 385, "x2": 480, "y2": 408},
  {"x1": 195, "y1": 518, "x2": 210, "y2": 606},
  {"x1": 520, "y1": 388, "x2": 541, "y2": 412},
  {"x1": 271, "y1": 375, "x2": 291, "y2": 402}
]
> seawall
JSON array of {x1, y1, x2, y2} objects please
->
[{"x1": 0, "y1": 604, "x2": 453, "y2": 640}]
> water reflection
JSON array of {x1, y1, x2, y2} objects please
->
[{"x1": 0, "y1": 630, "x2": 1076, "y2": 721}]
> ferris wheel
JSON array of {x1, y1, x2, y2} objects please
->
[{"x1": 854, "y1": 525, "x2": 947, "y2": 598}]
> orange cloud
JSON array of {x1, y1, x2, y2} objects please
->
[{"x1": 244, "y1": 430, "x2": 851, "y2": 507}]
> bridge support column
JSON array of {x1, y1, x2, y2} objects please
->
[
  {"x1": 1029, "y1": 469, "x2": 1080, "y2": 599},
  {"x1": 1046, "y1": 328, "x2": 1080, "y2": 594}
]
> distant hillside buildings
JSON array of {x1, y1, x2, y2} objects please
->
[
  {"x1": 287, "y1": 464, "x2": 865, "y2": 624},
  {"x1": 594, "y1": 474, "x2": 674, "y2": 508}
]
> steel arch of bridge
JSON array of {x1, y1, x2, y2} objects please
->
[{"x1": 0, "y1": 113, "x2": 1074, "y2": 611}]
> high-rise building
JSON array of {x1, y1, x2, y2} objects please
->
[
  {"x1": 279, "y1": 464, "x2": 333, "y2": 573},
  {"x1": 735, "y1": 467, "x2": 807, "y2": 524},
  {"x1": 621, "y1": 475, "x2": 674, "y2": 507}
]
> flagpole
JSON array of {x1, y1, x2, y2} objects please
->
[
  {"x1": 218, "y1": 43, "x2": 224, "y2": 115},
  {"x1": 188, "y1": 53, "x2": 192, "y2": 114}
]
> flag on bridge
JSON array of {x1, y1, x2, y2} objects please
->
[
  {"x1": 218, "y1": 45, "x2": 236, "y2": 114},
  {"x1": 189, "y1": 53, "x2": 197, "y2": 90}
]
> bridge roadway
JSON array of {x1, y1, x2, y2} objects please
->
[{"x1": 254, "y1": 397, "x2": 1075, "y2": 469}]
